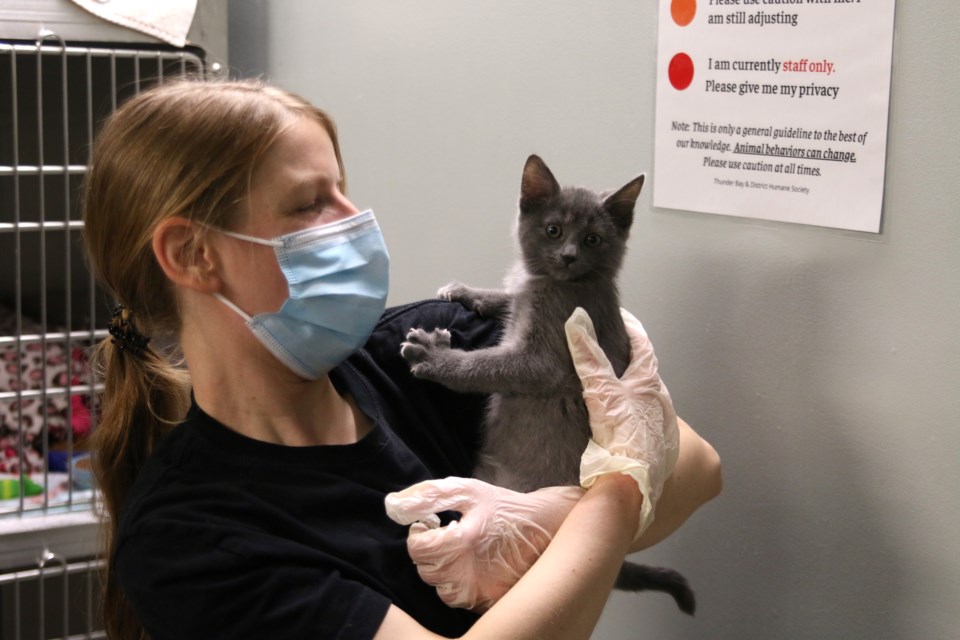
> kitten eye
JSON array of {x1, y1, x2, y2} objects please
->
[
  {"x1": 545, "y1": 224, "x2": 562, "y2": 239},
  {"x1": 584, "y1": 234, "x2": 602, "y2": 247}
]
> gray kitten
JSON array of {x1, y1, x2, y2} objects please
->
[{"x1": 401, "y1": 155, "x2": 694, "y2": 614}]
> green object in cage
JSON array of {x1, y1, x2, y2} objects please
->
[{"x1": 0, "y1": 477, "x2": 44, "y2": 499}]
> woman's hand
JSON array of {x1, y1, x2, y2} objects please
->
[
  {"x1": 564, "y1": 307, "x2": 680, "y2": 539},
  {"x1": 385, "y1": 478, "x2": 583, "y2": 612}
]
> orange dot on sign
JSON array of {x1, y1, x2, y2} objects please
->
[
  {"x1": 671, "y1": 0, "x2": 696, "y2": 26},
  {"x1": 669, "y1": 53, "x2": 694, "y2": 90}
]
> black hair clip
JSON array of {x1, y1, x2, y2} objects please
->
[{"x1": 108, "y1": 304, "x2": 151, "y2": 356}]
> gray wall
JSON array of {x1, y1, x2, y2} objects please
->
[{"x1": 228, "y1": 2, "x2": 959, "y2": 638}]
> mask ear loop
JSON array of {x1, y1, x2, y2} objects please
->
[
  {"x1": 214, "y1": 227, "x2": 284, "y2": 248},
  {"x1": 213, "y1": 292, "x2": 254, "y2": 323}
]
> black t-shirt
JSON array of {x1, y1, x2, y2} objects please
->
[{"x1": 114, "y1": 300, "x2": 501, "y2": 639}]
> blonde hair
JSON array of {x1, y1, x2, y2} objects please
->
[{"x1": 81, "y1": 78, "x2": 344, "y2": 639}]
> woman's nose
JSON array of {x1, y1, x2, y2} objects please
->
[{"x1": 331, "y1": 188, "x2": 361, "y2": 220}]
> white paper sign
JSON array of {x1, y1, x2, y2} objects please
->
[{"x1": 653, "y1": 0, "x2": 896, "y2": 233}]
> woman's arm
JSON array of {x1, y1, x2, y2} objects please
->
[
  {"x1": 375, "y1": 472, "x2": 643, "y2": 640},
  {"x1": 629, "y1": 417, "x2": 722, "y2": 552}
]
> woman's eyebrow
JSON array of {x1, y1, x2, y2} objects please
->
[{"x1": 292, "y1": 171, "x2": 336, "y2": 188}]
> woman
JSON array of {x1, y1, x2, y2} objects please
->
[{"x1": 83, "y1": 78, "x2": 721, "y2": 639}]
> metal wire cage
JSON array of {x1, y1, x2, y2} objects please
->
[
  {"x1": 1, "y1": 39, "x2": 209, "y2": 515},
  {"x1": 0, "y1": 36, "x2": 210, "y2": 640}
]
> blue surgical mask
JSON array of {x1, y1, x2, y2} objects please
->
[{"x1": 212, "y1": 209, "x2": 389, "y2": 379}]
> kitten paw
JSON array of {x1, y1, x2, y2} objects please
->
[
  {"x1": 437, "y1": 282, "x2": 493, "y2": 316},
  {"x1": 437, "y1": 282, "x2": 468, "y2": 302},
  {"x1": 400, "y1": 327, "x2": 452, "y2": 377}
]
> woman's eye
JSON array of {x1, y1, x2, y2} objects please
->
[
  {"x1": 297, "y1": 198, "x2": 327, "y2": 213},
  {"x1": 584, "y1": 234, "x2": 602, "y2": 247},
  {"x1": 545, "y1": 224, "x2": 562, "y2": 239}
]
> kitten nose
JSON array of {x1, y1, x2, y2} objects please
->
[{"x1": 561, "y1": 246, "x2": 578, "y2": 265}]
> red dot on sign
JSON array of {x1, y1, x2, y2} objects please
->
[
  {"x1": 669, "y1": 53, "x2": 694, "y2": 91},
  {"x1": 671, "y1": 0, "x2": 696, "y2": 27}
]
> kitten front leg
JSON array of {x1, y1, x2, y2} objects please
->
[
  {"x1": 438, "y1": 281, "x2": 512, "y2": 318},
  {"x1": 401, "y1": 329, "x2": 579, "y2": 396}
]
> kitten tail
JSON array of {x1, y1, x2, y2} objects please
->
[{"x1": 615, "y1": 562, "x2": 697, "y2": 615}]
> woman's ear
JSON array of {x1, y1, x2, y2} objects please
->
[{"x1": 152, "y1": 217, "x2": 222, "y2": 293}]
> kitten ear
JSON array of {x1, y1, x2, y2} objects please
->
[
  {"x1": 603, "y1": 174, "x2": 645, "y2": 230},
  {"x1": 520, "y1": 155, "x2": 560, "y2": 212}
]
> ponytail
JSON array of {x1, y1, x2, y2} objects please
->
[{"x1": 91, "y1": 309, "x2": 190, "y2": 639}]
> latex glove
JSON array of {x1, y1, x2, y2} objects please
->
[
  {"x1": 385, "y1": 477, "x2": 584, "y2": 612},
  {"x1": 564, "y1": 307, "x2": 680, "y2": 539}
]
